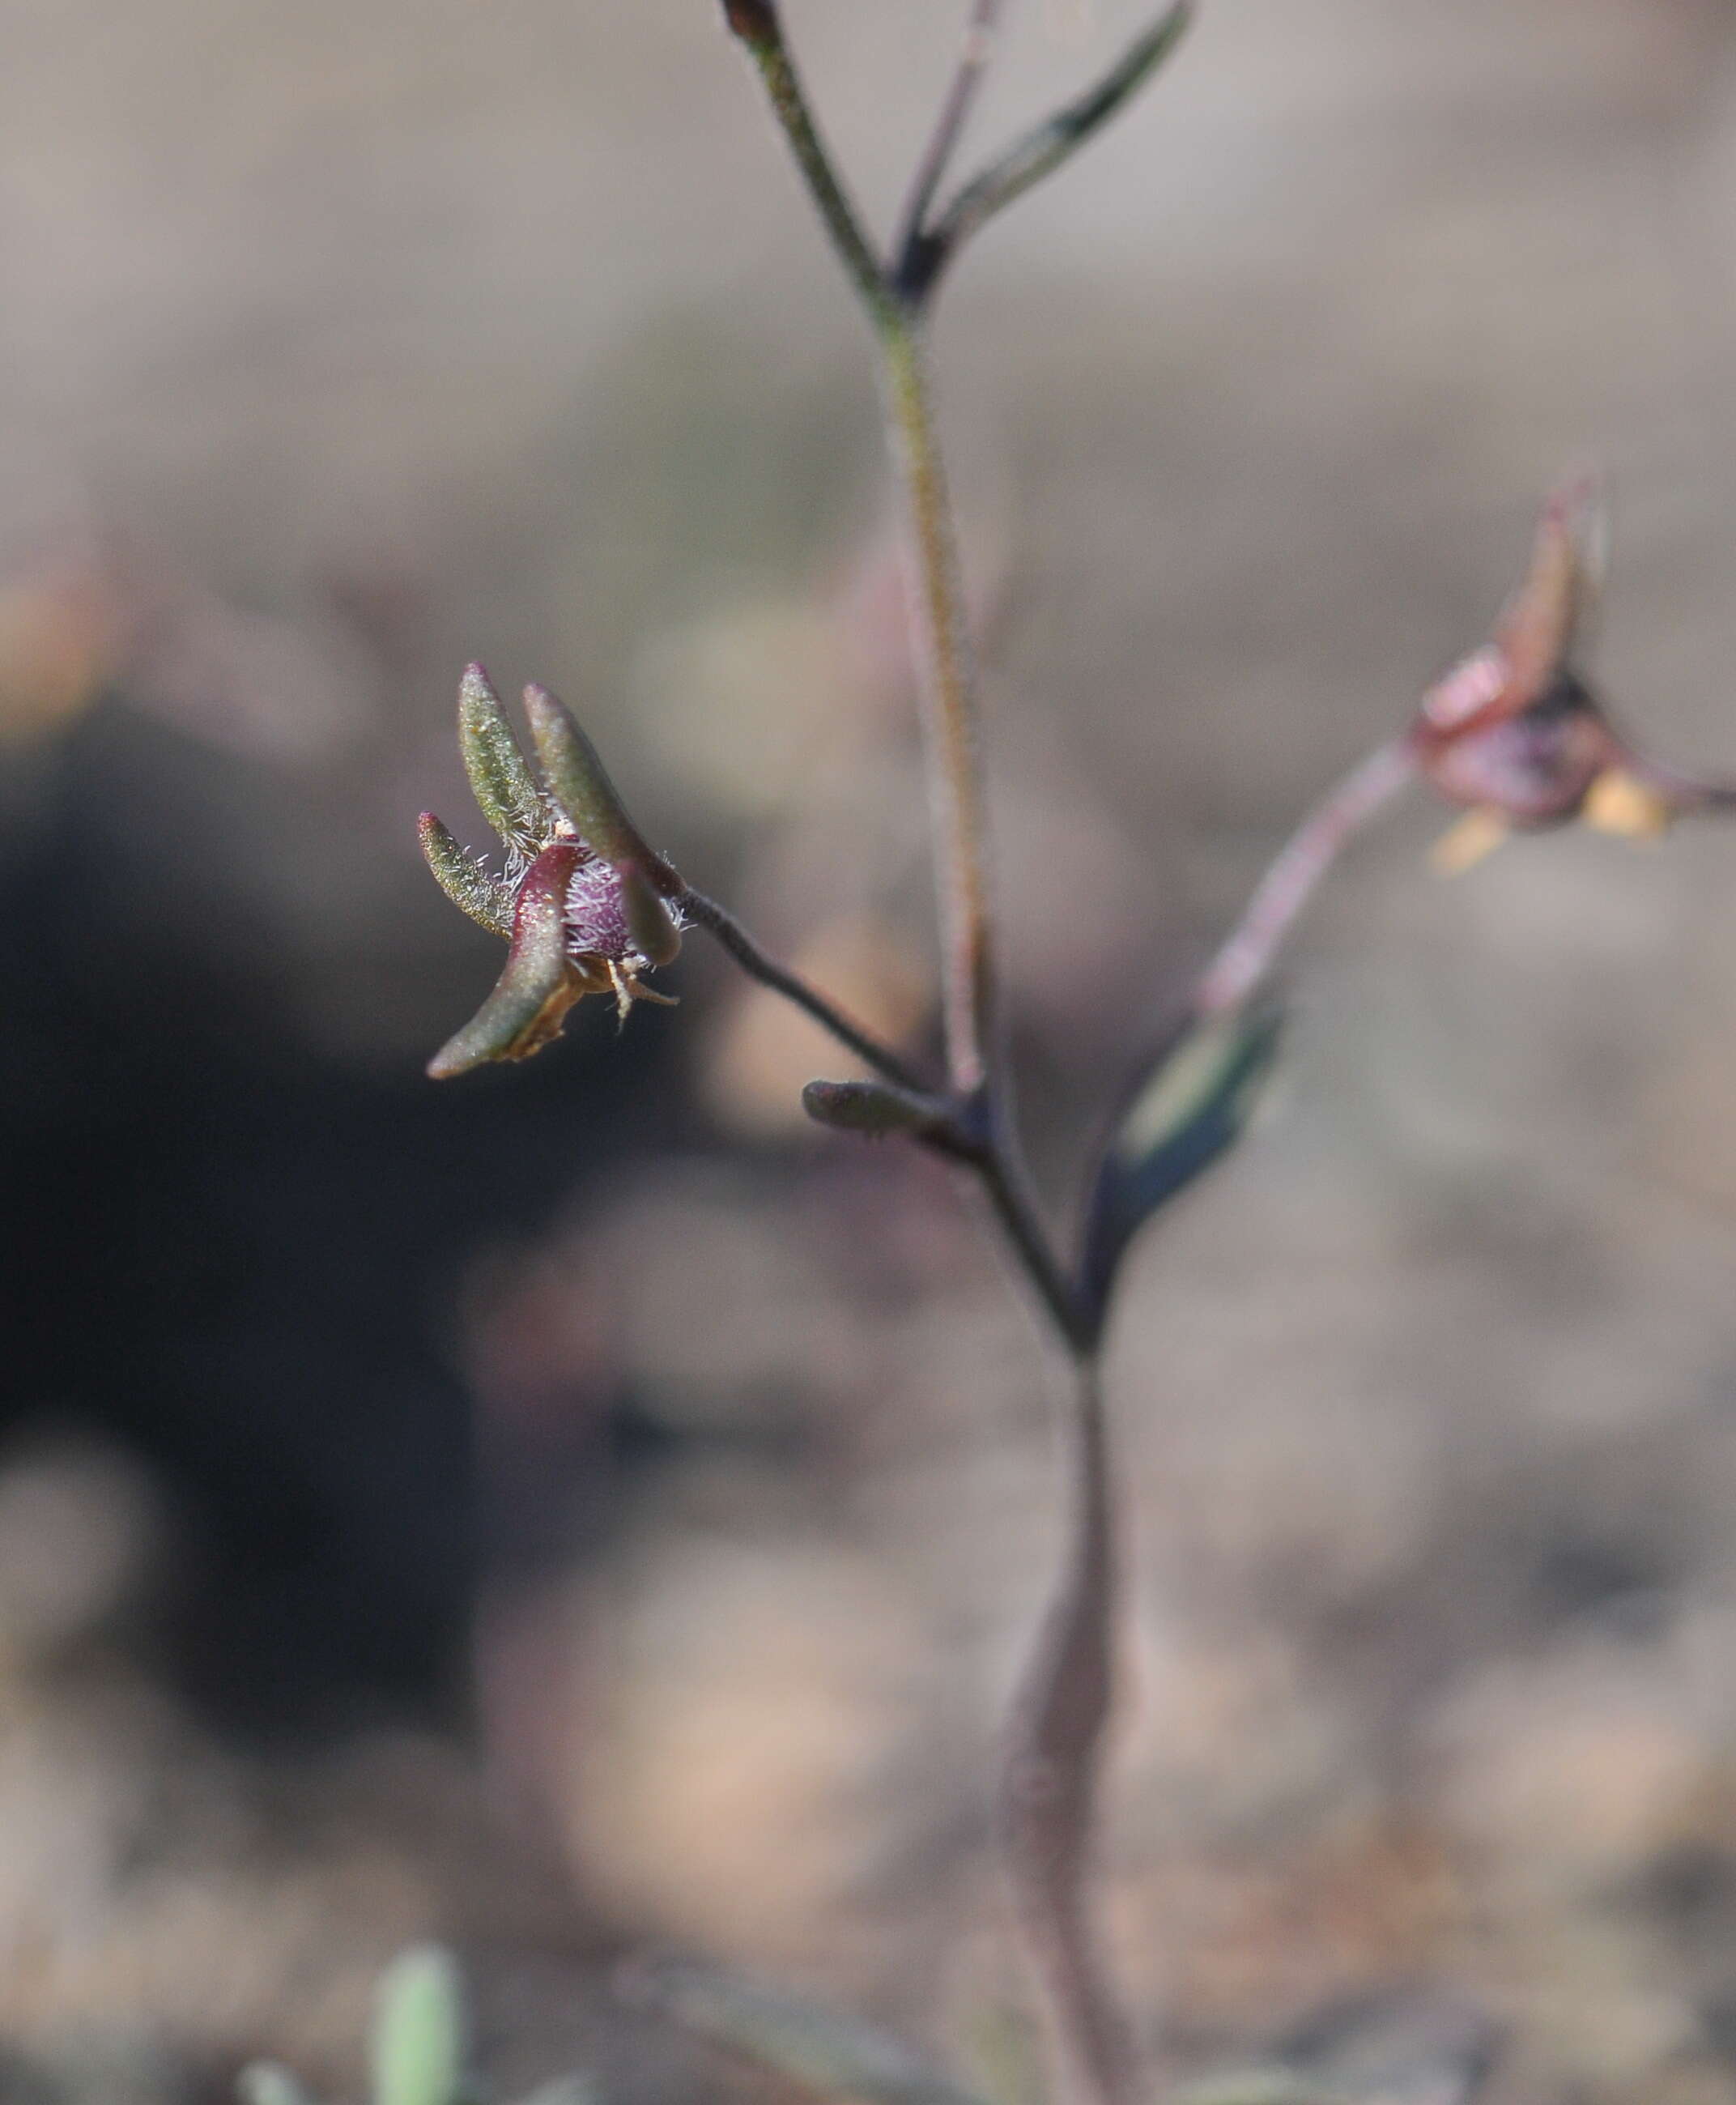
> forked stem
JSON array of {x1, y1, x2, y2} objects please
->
[
  {"x1": 892, "y1": 0, "x2": 1007, "y2": 272},
  {"x1": 899, "y1": 2, "x2": 1196, "y2": 304}
]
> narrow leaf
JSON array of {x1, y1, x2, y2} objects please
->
[
  {"x1": 915, "y1": 1, "x2": 1193, "y2": 295},
  {"x1": 371, "y1": 1945, "x2": 467, "y2": 2105},
  {"x1": 418, "y1": 813, "x2": 513, "y2": 940},
  {"x1": 458, "y1": 663, "x2": 547, "y2": 853},
  {"x1": 1081, "y1": 1004, "x2": 1283, "y2": 1313},
  {"x1": 522, "y1": 684, "x2": 679, "y2": 893},
  {"x1": 428, "y1": 843, "x2": 593, "y2": 1079}
]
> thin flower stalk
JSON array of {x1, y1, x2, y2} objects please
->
[
  {"x1": 1192, "y1": 739, "x2": 1416, "y2": 1021},
  {"x1": 678, "y1": 887, "x2": 930, "y2": 1093}
]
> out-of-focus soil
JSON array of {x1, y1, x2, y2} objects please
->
[{"x1": 5, "y1": 1, "x2": 1736, "y2": 2099}]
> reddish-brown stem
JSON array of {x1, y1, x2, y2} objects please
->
[
  {"x1": 1616, "y1": 744, "x2": 1736, "y2": 816},
  {"x1": 998, "y1": 1353, "x2": 1136, "y2": 2105},
  {"x1": 892, "y1": 0, "x2": 1006, "y2": 275},
  {"x1": 722, "y1": 18, "x2": 1147, "y2": 2103},
  {"x1": 1193, "y1": 737, "x2": 1416, "y2": 1020}
]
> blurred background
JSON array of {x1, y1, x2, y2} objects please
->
[{"x1": 3, "y1": 0, "x2": 1736, "y2": 2099}]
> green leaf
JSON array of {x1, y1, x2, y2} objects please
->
[
  {"x1": 458, "y1": 664, "x2": 547, "y2": 854},
  {"x1": 521, "y1": 684, "x2": 678, "y2": 893},
  {"x1": 371, "y1": 1945, "x2": 467, "y2": 2105},
  {"x1": 916, "y1": 0, "x2": 1194, "y2": 296},
  {"x1": 428, "y1": 843, "x2": 592, "y2": 1078},
  {"x1": 1081, "y1": 1003, "x2": 1283, "y2": 1313},
  {"x1": 418, "y1": 813, "x2": 513, "y2": 940}
]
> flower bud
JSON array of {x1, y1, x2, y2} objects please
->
[
  {"x1": 425, "y1": 666, "x2": 687, "y2": 1069},
  {"x1": 801, "y1": 1077, "x2": 953, "y2": 1140},
  {"x1": 721, "y1": 0, "x2": 779, "y2": 40}
]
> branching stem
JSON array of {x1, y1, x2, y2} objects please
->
[
  {"x1": 892, "y1": 0, "x2": 1006, "y2": 275},
  {"x1": 900, "y1": 1, "x2": 1195, "y2": 305},
  {"x1": 716, "y1": 11, "x2": 1195, "y2": 2102},
  {"x1": 975, "y1": 1134, "x2": 1095, "y2": 1355}
]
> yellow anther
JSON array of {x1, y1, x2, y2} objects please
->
[
  {"x1": 1582, "y1": 768, "x2": 1672, "y2": 841},
  {"x1": 1430, "y1": 807, "x2": 1512, "y2": 876}
]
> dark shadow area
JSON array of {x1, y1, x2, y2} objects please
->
[{"x1": 0, "y1": 709, "x2": 671, "y2": 1737}]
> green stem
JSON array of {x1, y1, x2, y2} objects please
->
[
  {"x1": 880, "y1": 317, "x2": 998, "y2": 1097},
  {"x1": 730, "y1": 15, "x2": 901, "y2": 332},
  {"x1": 720, "y1": 22, "x2": 1137, "y2": 2102},
  {"x1": 880, "y1": 316, "x2": 1133, "y2": 2105}
]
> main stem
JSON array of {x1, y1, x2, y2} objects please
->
[
  {"x1": 721, "y1": 19, "x2": 1134, "y2": 2096},
  {"x1": 998, "y1": 1352, "x2": 1136, "y2": 2105},
  {"x1": 878, "y1": 310, "x2": 1134, "y2": 2105},
  {"x1": 879, "y1": 315, "x2": 997, "y2": 1099}
]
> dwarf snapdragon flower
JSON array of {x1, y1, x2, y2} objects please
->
[
  {"x1": 1415, "y1": 482, "x2": 1735, "y2": 871},
  {"x1": 419, "y1": 667, "x2": 682, "y2": 1078}
]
